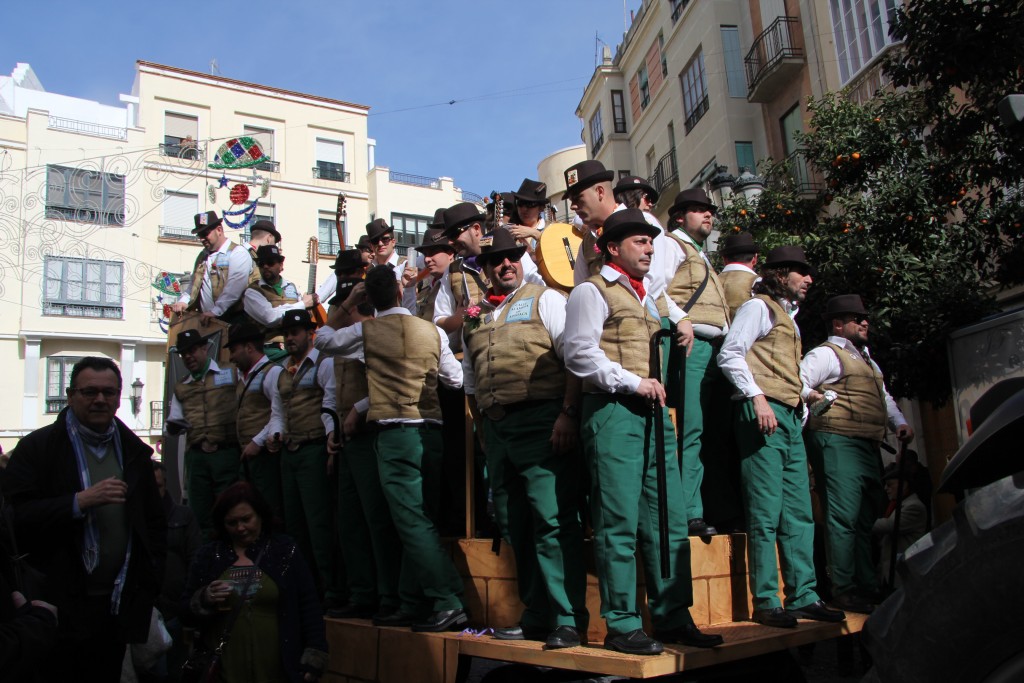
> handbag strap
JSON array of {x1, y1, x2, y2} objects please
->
[
  {"x1": 212, "y1": 541, "x2": 268, "y2": 654},
  {"x1": 682, "y1": 255, "x2": 711, "y2": 314}
]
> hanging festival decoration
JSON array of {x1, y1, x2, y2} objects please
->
[
  {"x1": 151, "y1": 271, "x2": 183, "y2": 333},
  {"x1": 205, "y1": 137, "x2": 272, "y2": 232}
]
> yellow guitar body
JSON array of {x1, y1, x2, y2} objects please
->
[{"x1": 536, "y1": 222, "x2": 582, "y2": 292}]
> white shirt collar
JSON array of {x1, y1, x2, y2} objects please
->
[
  {"x1": 722, "y1": 263, "x2": 757, "y2": 275},
  {"x1": 377, "y1": 306, "x2": 410, "y2": 317}
]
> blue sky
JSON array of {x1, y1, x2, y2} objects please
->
[{"x1": 2, "y1": 0, "x2": 642, "y2": 198}]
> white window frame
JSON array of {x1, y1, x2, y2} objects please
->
[{"x1": 43, "y1": 256, "x2": 124, "y2": 319}]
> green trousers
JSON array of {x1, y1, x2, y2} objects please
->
[
  {"x1": 338, "y1": 432, "x2": 402, "y2": 610},
  {"x1": 734, "y1": 399, "x2": 820, "y2": 610},
  {"x1": 484, "y1": 400, "x2": 588, "y2": 632},
  {"x1": 376, "y1": 426, "x2": 464, "y2": 614},
  {"x1": 581, "y1": 394, "x2": 695, "y2": 635},
  {"x1": 185, "y1": 445, "x2": 241, "y2": 538},
  {"x1": 245, "y1": 447, "x2": 283, "y2": 522},
  {"x1": 281, "y1": 440, "x2": 336, "y2": 598},
  {"x1": 666, "y1": 337, "x2": 718, "y2": 519},
  {"x1": 805, "y1": 431, "x2": 884, "y2": 596}
]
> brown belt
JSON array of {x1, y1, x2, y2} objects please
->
[
  {"x1": 199, "y1": 439, "x2": 236, "y2": 453},
  {"x1": 285, "y1": 436, "x2": 327, "y2": 452}
]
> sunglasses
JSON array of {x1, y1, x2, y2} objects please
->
[{"x1": 370, "y1": 235, "x2": 394, "y2": 246}]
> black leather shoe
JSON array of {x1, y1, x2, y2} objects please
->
[
  {"x1": 687, "y1": 518, "x2": 718, "y2": 537},
  {"x1": 752, "y1": 607, "x2": 797, "y2": 628},
  {"x1": 493, "y1": 625, "x2": 525, "y2": 640},
  {"x1": 372, "y1": 610, "x2": 416, "y2": 627},
  {"x1": 655, "y1": 622, "x2": 724, "y2": 648},
  {"x1": 545, "y1": 626, "x2": 581, "y2": 649},
  {"x1": 604, "y1": 629, "x2": 664, "y2": 655},
  {"x1": 411, "y1": 608, "x2": 469, "y2": 632},
  {"x1": 326, "y1": 602, "x2": 376, "y2": 619},
  {"x1": 830, "y1": 592, "x2": 875, "y2": 615},
  {"x1": 787, "y1": 600, "x2": 846, "y2": 623}
]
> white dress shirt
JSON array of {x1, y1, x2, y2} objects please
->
[
  {"x1": 167, "y1": 359, "x2": 233, "y2": 423},
  {"x1": 313, "y1": 307, "x2": 463, "y2": 423},
  {"x1": 180, "y1": 240, "x2": 252, "y2": 315},
  {"x1": 651, "y1": 230, "x2": 729, "y2": 337},
  {"x1": 462, "y1": 285, "x2": 567, "y2": 395},
  {"x1": 564, "y1": 264, "x2": 661, "y2": 395},
  {"x1": 800, "y1": 336, "x2": 907, "y2": 429},
  {"x1": 718, "y1": 297, "x2": 811, "y2": 401},
  {"x1": 432, "y1": 252, "x2": 544, "y2": 325},
  {"x1": 243, "y1": 277, "x2": 305, "y2": 328},
  {"x1": 239, "y1": 355, "x2": 285, "y2": 446}
]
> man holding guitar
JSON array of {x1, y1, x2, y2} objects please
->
[
  {"x1": 243, "y1": 245, "x2": 313, "y2": 361},
  {"x1": 172, "y1": 211, "x2": 252, "y2": 325}
]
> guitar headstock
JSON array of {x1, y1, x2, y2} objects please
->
[
  {"x1": 337, "y1": 193, "x2": 347, "y2": 218},
  {"x1": 307, "y1": 237, "x2": 319, "y2": 264}
]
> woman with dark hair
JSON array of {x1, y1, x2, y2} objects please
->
[{"x1": 180, "y1": 482, "x2": 327, "y2": 682}]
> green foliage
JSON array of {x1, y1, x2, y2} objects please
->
[{"x1": 716, "y1": 1, "x2": 1024, "y2": 403}]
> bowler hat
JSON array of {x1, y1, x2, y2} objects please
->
[
  {"x1": 719, "y1": 232, "x2": 759, "y2": 257},
  {"x1": 669, "y1": 188, "x2": 717, "y2": 216},
  {"x1": 192, "y1": 211, "x2": 222, "y2": 234},
  {"x1": 821, "y1": 294, "x2": 869, "y2": 321},
  {"x1": 512, "y1": 178, "x2": 548, "y2": 205},
  {"x1": 764, "y1": 245, "x2": 812, "y2": 271},
  {"x1": 328, "y1": 278, "x2": 361, "y2": 307},
  {"x1": 250, "y1": 219, "x2": 282, "y2": 243},
  {"x1": 614, "y1": 175, "x2": 659, "y2": 204},
  {"x1": 224, "y1": 322, "x2": 264, "y2": 348},
  {"x1": 365, "y1": 218, "x2": 393, "y2": 241},
  {"x1": 255, "y1": 244, "x2": 285, "y2": 265},
  {"x1": 478, "y1": 228, "x2": 527, "y2": 266},
  {"x1": 332, "y1": 249, "x2": 364, "y2": 272},
  {"x1": 443, "y1": 202, "x2": 486, "y2": 238},
  {"x1": 428, "y1": 208, "x2": 447, "y2": 229},
  {"x1": 280, "y1": 309, "x2": 317, "y2": 331},
  {"x1": 414, "y1": 227, "x2": 453, "y2": 253},
  {"x1": 175, "y1": 329, "x2": 206, "y2": 354},
  {"x1": 356, "y1": 235, "x2": 373, "y2": 252},
  {"x1": 564, "y1": 160, "x2": 615, "y2": 197},
  {"x1": 597, "y1": 208, "x2": 660, "y2": 250}
]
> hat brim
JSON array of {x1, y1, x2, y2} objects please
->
[
  {"x1": 256, "y1": 256, "x2": 286, "y2": 266},
  {"x1": 479, "y1": 245, "x2": 528, "y2": 266},
  {"x1": 615, "y1": 183, "x2": 659, "y2": 204},
  {"x1": 442, "y1": 213, "x2": 486, "y2": 238},
  {"x1": 175, "y1": 339, "x2": 206, "y2": 353},
  {"x1": 512, "y1": 192, "x2": 546, "y2": 204},
  {"x1": 251, "y1": 226, "x2": 283, "y2": 242},
  {"x1": 597, "y1": 222, "x2": 660, "y2": 249},
  {"x1": 821, "y1": 308, "x2": 869, "y2": 320},
  {"x1": 670, "y1": 201, "x2": 718, "y2": 216},
  {"x1": 281, "y1": 320, "x2": 318, "y2": 331},
  {"x1": 766, "y1": 259, "x2": 817, "y2": 276},
  {"x1": 566, "y1": 170, "x2": 616, "y2": 198},
  {"x1": 191, "y1": 222, "x2": 221, "y2": 235}
]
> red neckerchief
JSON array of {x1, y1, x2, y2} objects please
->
[
  {"x1": 885, "y1": 500, "x2": 898, "y2": 517},
  {"x1": 607, "y1": 262, "x2": 646, "y2": 300},
  {"x1": 485, "y1": 290, "x2": 508, "y2": 307}
]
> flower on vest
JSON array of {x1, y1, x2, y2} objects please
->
[{"x1": 464, "y1": 304, "x2": 483, "y2": 332}]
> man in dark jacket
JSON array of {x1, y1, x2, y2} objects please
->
[{"x1": 3, "y1": 357, "x2": 167, "y2": 681}]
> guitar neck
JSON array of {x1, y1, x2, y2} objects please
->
[{"x1": 308, "y1": 262, "x2": 317, "y2": 296}]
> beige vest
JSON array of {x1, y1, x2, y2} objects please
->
[
  {"x1": 448, "y1": 260, "x2": 489, "y2": 308},
  {"x1": 236, "y1": 363, "x2": 274, "y2": 447},
  {"x1": 247, "y1": 246, "x2": 260, "y2": 287},
  {"x1": 173, "y1": 366, "x2": 239, "y2": 449},
  {"x1": 807, "y1": 341, "x2": 888, "y2": 441},
  {"x1": 334, "y1": 358, "x2": 369, "y2": 419},
  {"x1": 720, "y1": 269, "x2": 758, "y2": 318},
  {"x1": 247, "y1": 278, "x2": 300, "y2": 343},
  {"x1": 587, "y1": 274, "x2": 661, "y2": 393},
  {"x1": 745, "y1": 295, "x2": 803, "y2": 408},
  {"x1": 416, "y1": 278, "x2": 443, "y2": 323},
  {"x1": 279, "y1": 355, "x2": 327, "y2": 445},
  {"x1": 363, "y1": 315, "x2": 442, "y2": 422},
  {"x1": 464, "y1": 283, "x2": 565, "y2": 411},
  {"x1": 187, "y1": 242, "x2": 245, "y2": 314},
  {"x1": 665, "y1": 233, "x2": 729, "y2": 328}
]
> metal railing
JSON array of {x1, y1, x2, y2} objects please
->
[
  {"x1": 254, "y1": 159, "x2": 280, "y2": 173},
  {"x1": 46, "y1": 204, "x2": 124, "y2": 226},
  {"x1": 48, "y1": 116, "x2": 127, "y2": 140},
  {"x1": 389, "y1": 170, "x2": 441, "y2": 189},
  {"x1": 151, "y1": 401, "x2": 164, "y2": 429},
  {"x1": 647, "y1": 147, "x2": 678, "y2": 196},
  {"x1": 591, "y1": 132, "x2": 605, "y2": 156},
  {"x1": 46, "y1": 398, "x2": 68, "y2": 414},
  {"x1": 745, "y1": 16, "x2": 803, "y2": 93},
  {"x1": 461, "y1": 190, "x2": 485, "y2": 204},
  {"x1": 671, "y1": 0, "x2": 690, "y2": 24},
  {"x1": 684, "y1": 94, "x2": 710, "y2": 133},
  {"x1": 159, "y1": 142, "x2": 203, "y2": 161},
  {"x1": 313, "y1": 162, "x2": 350, "y2": 182},
  {"x1": 159, "y1": 225, "x2": 200, "y2": 241},
  {"x1": 785, "y1": 150, "x2": 823, "y2": 194},
  {"x1": 43, "y1": 302, "x2": 123, "y2": 319}
]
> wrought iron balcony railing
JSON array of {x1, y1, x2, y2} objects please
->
[
  {"x1": 313, "y1": 162, "x2": 350, "y2": 182},
  {"x1": 745, "y1": 16, "x2": 804, "y2": 96}
]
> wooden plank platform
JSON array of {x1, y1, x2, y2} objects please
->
[{"x1": 324, "y1": 613, "x2": 868, "y2": 682}]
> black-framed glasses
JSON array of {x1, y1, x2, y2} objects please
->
[
  {"x1": 370, "y1": 235, "x2": 394, "y2": 246},
  {"x1": 70, "y1": 387, "x2": 121, "y2": 399},
  {"x1": 843, "y1": 314, "x2": 870, "y2": 324}
]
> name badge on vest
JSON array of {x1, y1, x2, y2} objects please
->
[
  {"x1": 248, "y1": 374, "x2": 265, "y2": 392},
  {"x1": 645, "y1": 297, "x2": 659, "y2": 320},
  {"x1": 504, "y1": 297, "x2": 534, "y2": 323},
  {"x1": 213, "y1": 369, "x2": 234, "y2": 387},
  {"x1": 215, "y1": 252, "x2": 230, "y2": 267},
  {"x1": 283, "y1": 283, "x2": 299, "y2": 298},
  {"x1": 297, "y1": 368, "x2": 317, "y2": 388}
]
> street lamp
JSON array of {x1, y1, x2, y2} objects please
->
[
  {"x1": 708, "y1": 165, "x2": 737, "y2": 208},
  {"x1": 733, "y1": 166, "x2": 766, "y2": 203},
  {"x1": 130, "y1": 378, "x2": 144, "y2": 416}
]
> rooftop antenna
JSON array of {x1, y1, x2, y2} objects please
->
[
  {"x1": 210, "y1": 59, "x2": 221, "y2": 76},
  {"x1": 595, "y1": 33, "x2": 610, "y2": 69}
]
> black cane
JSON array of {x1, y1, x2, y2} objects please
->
[
  {"x1": 887, "y1": 440, "x2": 910, "y2": 589},
  {"x1": 321, "y1": 408, "x2": 342, "y2": 451},
  {"x1": 650, "y1": 328, "x2": 675, "y2": 580}
]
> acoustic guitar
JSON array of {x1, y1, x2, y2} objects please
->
[
  {"x1": 536, "y1": 221, "x2": 583, "y2": 293},
  {"x1": 305, "y1": 237, "x2": 328, "y2": 327}
]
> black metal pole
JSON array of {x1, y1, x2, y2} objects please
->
[{"x1": 651, "y1": 328, "x2": 675, "y2": 580}]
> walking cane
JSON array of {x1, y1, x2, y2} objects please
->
[
  {"x1": 321, "y1": 408, "x2": 342, "y2": 451},
  {"x1": 650, "y1": 328, "x2": 675, "y2": 580},
  {"x1": 887, "y1": 440, "x2": 910, "y2": 589}
]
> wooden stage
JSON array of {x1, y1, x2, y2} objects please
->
[{"x1": 322, "y1": 536, "x2": 868, "y2": 682}]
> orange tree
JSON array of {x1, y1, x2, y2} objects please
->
[{"x1": 717, "y1": 0, "x2": 1024, "y2": 403}]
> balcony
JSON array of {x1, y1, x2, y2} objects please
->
[
  {"x1": 684, "y1": 95, "x2": 710, "y2": 134},
  {"x1": 461, "y1": 190, "x2": 485, "y2": 204},
  {"x1": 313, "y1": 162, "x2": 350, "y2": 183},
  {"x1": 389, "y1": 170, "x2": 441, "y2": 189},
  {"x1": 151, "y1": 401, "x2": 164, "y2": 429},
  {"x1": 591, "y1": 132, "x2": 604, "y2": 156},
  {"x1": 745, "y1": 16, "x2": 805, "y2": 103},
  {"x1": 254, "y1": 159, "x2": 280, "y2": 173},
  {"x1": 48, "y1": 116, "x2": 127, "y2": 141},
  {"x1": 159, "y1": 142, "x2": 203, "y2": 161},
  {"x1": 46, "y1": 398, "x2": 67, "y2": 414},
  {"x1": 647, "y1": 147, "x2": 679, "y2": 199},
  {"x1": 670, "y1": 0, "x2": 690, "y2": 24},
  {"x1": 159, "y1": 225, "x2": 200, "y2": 242},
  {"x1": 785, "y1": 150, "x2": 823, "y2": 196}
]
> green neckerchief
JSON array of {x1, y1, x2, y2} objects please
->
[
  {"x1": 191, "y1": 358, "x2": 211, "y2": 383},
  {"x1": 270, "y1": 280, "x2": 284, "y2": 296}
]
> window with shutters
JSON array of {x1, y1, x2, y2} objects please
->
[
  {"x1": 243, "y1": 125, "x2": 278, "y2": 172},
  {"x1": 637, "y1": 64, "x2": 650, "y2": 109},
  {"x1": 830, "y1": 0, "x2": 900, "y2": 85},
  {"x1": 658, "y1": 33, "x2": 668, "y2": 77},
  {"x1": 163, "y1": 112, "x2": 200, "y2": 159},
  {"x1": 314, "y1": 138, "x2": 348, "y2": 182},
  {"x1": 680, "y1": 49, "x2": 710, "y2": 133},
  {"x1": 721, "y1": 26, "x2": 747, "y2": 98},
  {"x1": 611, "y1": 90, "x2": 627, "y2": 133},
  {"x1": 318, "y1": 211, "x2": 346, "y2": 256},
  {"x1": 736, "y1": 142, "x2": 756, "y2": 172},
  {"x1": 45, "y1": 356, "x2": 83, "y2": 413},
  {"x1": 43, "y1": 256, "x2": 123, "y2": 319},
  {"x1": 46, "y1": 165, "x2": 125, "y2": 226},
  {"x1": 160, "y1": 192, "x2": 200, "y2": 242},
  {"x1": 589, "y1": 107, "x2": 604, "y2": 155}
]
